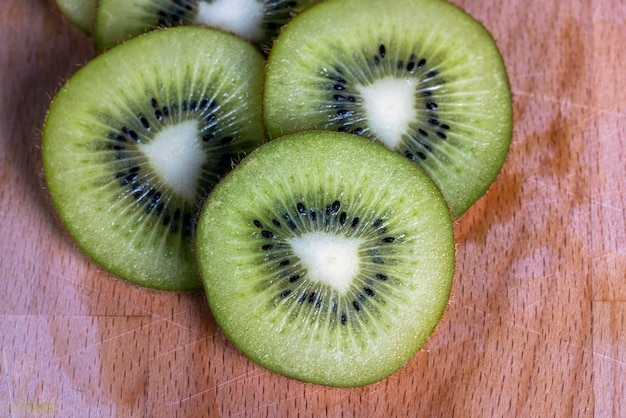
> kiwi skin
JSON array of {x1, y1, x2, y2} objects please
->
[
  {"x1": 263, "y1": 0, "x2": 512, "y2": 218},
  {"x1": 196, "y1": 131, "x2": 455, "y2": 387},
  {"x1": 42, "y1": 27, "x2": 266, "y2": 291}
]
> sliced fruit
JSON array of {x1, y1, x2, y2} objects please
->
[
  {"x1": 94, "y1": 0, "x2": 319, "y2": 51},
  {"x1": 196, "y1": 131, "x2": 455, "y2": 387},
  {"x1": 264, "y1": 0, "x2": 512, "y2": 217},
  {"x1": 42, "y1": 27, "x2": 266, "y2": 290}
]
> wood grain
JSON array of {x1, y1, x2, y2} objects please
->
[{"x1": 1, "y1": 0, "x2": 623, "y2": 416}]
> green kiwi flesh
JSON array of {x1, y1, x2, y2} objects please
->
[
  {"x1": 42, "y1": 27, "x2": 265, "y2": 291},
  {"x1": 264, "y1": 0, "x2": 512, "y2": 218},
  {"x1": 55, "y1": 0, "x2": 98, "y2": 35},
  {"x1": 94, "y1": 0, "x2": 319, "y2": 51},
  {"x1": 196, "y1": 131, "x2": 455, "y2": 387}
]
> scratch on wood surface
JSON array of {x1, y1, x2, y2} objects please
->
[
  {"x1": 462, "y1": 305, "x2": 542, "y2": 337},
  {"x1": 590, "y1": 199, "x2": 626, "y2": 212},
  {"x1": 512, "y1": 89, "x2": 626, "y2": 116},
  {"x1": 150, "y1": 331, "x2": 218, "y2": 360},
  {"x1": 51, "y1": 318, "x2": 152, "y2": 362},
  {"x1": 592, "y1": 251, "x2": 626, "y2": 263},
  {"x1": 593, "y1": 352, "x2": 626, "y2": 367},
  {"x1": 165, "y1": 368, "x2": 268, "y2": 406},
  {"x1": 47, "y1": 268, "x2": 211, "y2": 339}
]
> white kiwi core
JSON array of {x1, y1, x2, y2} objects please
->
[
  {"x1": 356, "y1": 77, "x2": 418, "y2": 149},
  {"x1": 195, "y1": 0, "x2": 265, "y2": 43},
  {"x1": 139, "y1": 119, "x2": 205, "y2": 202},
  {"x1": 288, "y1": 231, "x2": 363, "y2": 294}
]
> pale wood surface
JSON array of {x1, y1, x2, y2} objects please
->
[{"x1": 1, "y1": 0, "x2": 624, "y2": 416}]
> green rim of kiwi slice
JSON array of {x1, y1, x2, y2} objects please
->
[
  {"x1": 55, "y1": 0, "x2": 98, "y2": 35},
  {"x1": 94, "y1": 0, "x2": 319, "y2": 51},
  {"x1": 196, "y1": 131, "x2": 455, "y2": 387},
  {"x1": 42, "y1": 27, "x2": 265, "y2": 291},
  {"x1": 264, "y1": 0, "x2": 512, "y2": 218}
]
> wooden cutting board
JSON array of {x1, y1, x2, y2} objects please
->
[{"x1": 1, "y1": 0, "x2": 624, "y2": 416}]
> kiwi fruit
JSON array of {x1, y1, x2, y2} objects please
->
[
  {"x1": 55, "y1": 0, "x2": 98, "y2": 35},
  {"x1": 94, "y1": 0, "x2": 319, "y2": 51},
  {"x1": 263, "y1": 0, "x2": 512, "y2": 218},
  {"x1": 42, "y1": 26, "x2": 266, "y2": 291},
  {"x1": 196, "y1": 131, "x2": 455, "y2": 387}
]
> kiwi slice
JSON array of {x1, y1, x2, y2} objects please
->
[
  {"x1": 55, "y1": 0, "x2": 98, "y2": 35},
  {"x1": 196, "y1": 131, "x2": 455, "y2": 387},
  {"x1": 94, "y1": 0, "x2": 319, "y2": 51},
  {"x1": 264, "y1": 0, "x2": 512, "y2": 218},
  {"x1": 42, "y1": 27, "x2": 266, "y2": 291}
]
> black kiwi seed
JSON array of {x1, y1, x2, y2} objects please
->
[
  {"x1": 298, "y1": 293, "x2": 307, "y2": 304},
  {"x1": 297, "y1": 202, "x2": 306, "y2": 214}
]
